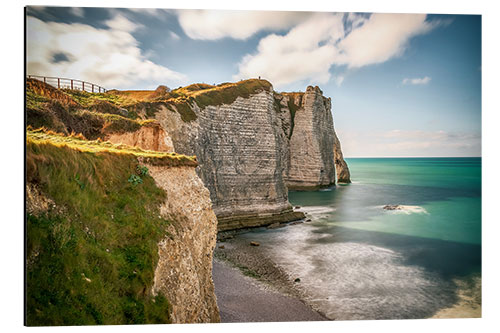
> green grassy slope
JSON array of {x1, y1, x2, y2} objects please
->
[{"x1": 25, "y1": 130, "x2": 198, "y2": 325}]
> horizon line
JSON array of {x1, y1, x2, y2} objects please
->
[{"x1": 344, "y1": 156, "x2": 482, "y2": 158}]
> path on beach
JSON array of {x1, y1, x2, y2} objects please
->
[{"x1": 212, "y1": 259, "x2": 327, "y2": 323}]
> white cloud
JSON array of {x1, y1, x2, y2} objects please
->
[
  {"x1": 234, "y1": 12, "x2": 344, "y2": 86},
  {"x1": 234, "y1": 13, "x2": 435, "y2": 88},
  {"x1": 26, "y1": 16, "x2": 187, "y2": 90},
  {"x1": 177, "y1": 9, "x2": 311, "y2": 40},
  {"x1": 169, "y1": 31, "x2": 180, "y2": 40},
  {"x1": 69, "y1": 7, "x2": 85, "y2": 18},
  {"x1": 402, "y1": 76, "x2": 432, "y2": 85},
  {"x1": 105, "y1": 14, "x2": 143, "y2": 32},
  {"x1": 334, "y1": 75, "x2": 345, "y2": 87},
  {"x1": 336, "y1": 14, "x2": 432, "y2": 68},
  {"x1": 127, "y1": 8, "x2": 167, "y2": 17}
]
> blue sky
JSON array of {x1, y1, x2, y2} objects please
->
[{"x1": 26, "y1": 7, "x2": 481, "y2": 157}]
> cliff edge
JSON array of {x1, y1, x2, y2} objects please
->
[{"x1": 26, "y1": 129, "x2": 220, "y2": 325}]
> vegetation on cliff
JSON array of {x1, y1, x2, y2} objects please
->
[
  {"x1": 25, "y1": 128, "x2": 200, "y2": 325},
  {"x1": 27, "y1": 128, "x2": 197, "y2": 167},
  {"x1": 28, "y1": 78, "x2": 274, "y2": 127},
  {"x1": 26, "y1": 79, "x2": 155, "y2": 139},
  {"x1": 107, "y1": 79, "x2": 273, "y2": 123}
]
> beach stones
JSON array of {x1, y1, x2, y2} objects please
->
[{"x1": 250, "y1": 241, "x2": 260, "y2": 247}]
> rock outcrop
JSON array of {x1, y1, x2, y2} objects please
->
[
  {"x1": 148, "y1": 165, "x2": 220, "y2": 323},
  {"x1": 333, "y1": 131, "x2": 351, "y2": 183},
  {"x1": 106, "y1": 122, "x2": 174, "y2": 152},
  {"x1": 280, "y1": 86, "x2": 337, "y2": 190},
  {"x1": 130, "y1": 79, "x2": 350, "y2": 230}
]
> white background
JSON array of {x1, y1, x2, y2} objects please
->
[{"x1": 1, "y1": 0, "x2": 498, "y2": 332}]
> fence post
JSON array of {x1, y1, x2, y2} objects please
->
[
  {"x1": 57, "y1": 78, "x2": 60, "y2": 89},
  {"x1": 44, "y1": 77, "x2": 46, "y2": 84},
  {"x1": 71, "y1": 80, "x2": 73, "y2": 90},
  {"x1": 92, "y1": 84, "x2": 94, "y2": 93},
  {"x1": 82, "y1": 82, "x2": 85, "y2": 91},
  {"x1": 99, "y1": 87, "x2": 101, "y2": 93}
]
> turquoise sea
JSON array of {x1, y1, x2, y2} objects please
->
[{"x1": 238, "y1": 158, "x2": 481, "y2": 319}]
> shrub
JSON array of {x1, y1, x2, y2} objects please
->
[{"x1": 128, "y1": 174, "x2": 143, "y2": 186}]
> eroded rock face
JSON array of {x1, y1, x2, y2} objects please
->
[
  {"x1": 148, "y1": 165, "x2": 220, "y2": 323},
  {"x1": 106, "y1": 123, "x2": 174, "y2": 152},
  {"x1": 148, "y1": 81, "x2": 349, "y2": 230},
  {"x1": 283, "y1": 86, "x2": 337, "y2": 190},
  {"x1": 154, "y1": 90, "x2": 303, "y2": 231},
  {"x1": 333, "y1": 131, "x2": 351, "y2": 183}
]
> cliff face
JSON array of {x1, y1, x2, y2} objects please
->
[
  {"x1": 148, "y1": 165, "x2": 220, "y2": 323},
  {"x1": 106, "y1": 122, "x2": 174, "y2": 152},
  {"x1": 281, "y1": 86, "x2": 337, "y2": 190},
  {"x1": 151, "y1": 84, "x2": 304, "y2": 231},
  {"x1": 333, "y1": 131, "x2": 351, "y2": 183},
  {"x1": 26, "y1": 130, "x2": 220, "y2": 325},
  {"x1": 130, "y1": 79, "x2": 350, "y2": 230}
]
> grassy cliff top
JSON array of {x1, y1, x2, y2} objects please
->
[
  {"x1": 27, "y1": 128, "x2": 198, "y2": 167},
  {"x1": 26, "y1": 79, "x2": 168, "y2": 139},
  {"x1": 137, "y1": 79, "x2": 273, "y2": 122},
  {"x1": 27, "y1": 78, "x2": 274, "y2": 125},
  {"x1": 109, "y1": 79, "x2": 272, "y2": 104},
  {"x1": 27, "y1": 129, "x2": 174, "y2": 325}
]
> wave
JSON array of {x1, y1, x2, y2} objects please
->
[{"x1": 296, "y1": 205, "x2": 336, "y2": 216}]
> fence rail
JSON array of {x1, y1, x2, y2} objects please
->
[{"x1": 27, "y1": 75, "x2": 107, "y2": 93}]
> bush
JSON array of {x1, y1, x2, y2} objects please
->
[{"x1": 128, "y1": 174, "x2": 143, "y2": 186}]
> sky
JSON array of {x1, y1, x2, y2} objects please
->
[{"x1": 26, "y1": 6, "x2": 481, "y2": 157}]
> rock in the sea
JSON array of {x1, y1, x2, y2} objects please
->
[
  {"x1": 267, "y1": 222, "x2": 281, "y2": 229},
  {"x1": 250, "y1": 241, "x2": 260, "y2": 247},
  {"x1": 383, "y1": 204, "x2": 402, "y2": 211},
  {"x1": 288, "y1": 221, "x2": 303, "y2": 226},
  {"x1": 294, "y1": 278, "x2": 301, "y2": 283}
]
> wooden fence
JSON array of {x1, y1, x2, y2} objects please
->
[{"x1": 27, "y1": 75, "x2": 107, "y2": 93}]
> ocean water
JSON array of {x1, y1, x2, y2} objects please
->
[{"x1": 238, "y1": 158, "x2": 481, "y2": 320}]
